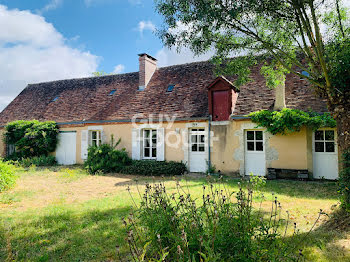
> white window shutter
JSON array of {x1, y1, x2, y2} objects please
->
[
  {"x1": 157, "y1": 128, "x2": 165, "y2": 161},
  {"x1": 81, "y1": 130, "x2": 88, "y2": 160},
  {"x1": 132, "y1": 128, "x2": 141, "y2": 160},
  {"x1": 101, "y1": 130, "x2": 107, "y2": 144}
]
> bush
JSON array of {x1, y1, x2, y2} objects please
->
[
  {"x1": 4, "y1": 120, "x2": 59, "y2": 159},
  {"x1": 0, "y1": 159, "x2": 18, "y2": 192},
  {"x1": 123, "y1": 179, "x2": 319, "y2": 261},
  {"x1": 121, "y1": 160, "x2": 187, "y2": 176},
  {"x1": 20, "y1": 155, "x2": 57, "y2": 167},
  {"x1": 84, "y1": 140, "x2": 132, "y2": 174}
]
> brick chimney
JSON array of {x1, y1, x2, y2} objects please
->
[
  {"x1": 138, "y1": 53, "x2": 157, "y2": 90},
  {"x1": 273, "y1": 75, "x2": 286, "y2": 110}
]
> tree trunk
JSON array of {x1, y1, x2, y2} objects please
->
[{"x1": 332, "y1": 104, "x2": 350, "y2": 210}]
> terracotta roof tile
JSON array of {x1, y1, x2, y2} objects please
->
[{"x1": 0, "y1": 60, "x2": 327, "y2": 125}]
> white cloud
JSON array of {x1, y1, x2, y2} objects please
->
[
  {"x1": 155, "y1": 21, "x2": 214, "y2": 67},
  {"x1": 155, "y1": 47, "x2": 214, "y2": 67},
  {"x1": 138, "y1": 20, "x2": 156, "y2": 35},
  {"x1": 112, "y1": 64, "x2": 125, "y2": 74},
  {"x1": 37, "y1": 0, "x2": 63, "y2": 14},
  {"x1": 0, "y1": 5, "x2": 99, "y2": 111}
]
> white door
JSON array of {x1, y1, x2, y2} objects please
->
[
  {"x1": 189, "y1": 128, "x2": 207, "y2": 172},
  {"x1": 245, "y1": 130, "x2": 266, "y2": 176},
  {"x1": 313, "y1": 129, "x2": 338, "y2": 180},
  {"x1": 56, "y1": 132, "x2": 77, "y2": 165}
]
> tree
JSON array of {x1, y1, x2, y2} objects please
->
[{"x1": 155, "y1": 0, "x2": 350, "y2": 208}]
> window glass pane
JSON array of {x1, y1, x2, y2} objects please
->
[
  {"x1": 315, "y1": 142, "x2": 324, "y2": 152},
  {"x1": 197, "y1": 128, "x2": 205, "y2": 132},
  {"x1": 256, "y1": 142, "x2": 263, "y2": 151},
  {"x1": 325, "y1": 142, "x2": 335, "y2": 152},
  {"x1": 144, "y1": 148, "x2": 150, "y2": 157},
  {"x1": 144, "y1": 130, "x2": 150, "y2": 138},
  {"x1": 200, "y1": 135, "x2": 205, "y2": 143},
  {"x1": 315, "y1": 130, "x2": 324, "y2": 141},
  {"x1": 92, "y1": 140, "x2": 97, "y2": 146},
  {"x1": 198, "y1": 144, "x2": 205, "y2": 152},
  {"x1": 152, "y1": 130, "x2": 157, "y2": 139},
  {"x1": 145, "y1": 139, "x2": 150, "y2": 147},
  {"x1": 192, "y1": 129, "x2": 197, "y2": 132},
  {"x1": 152, "y1": 139, "x2": 157, "y2": 146},
  {"x1": 247, "y1": 142, "x2": 254, "y2": 151},
  {"x1": 247, "y1": 131, "x2": 254, "y2": 141},
  {"x1": 325, "y1": 130, "x2": 334, "y2": 141},
  {"x1": 191, "y1": 135, "x2": 197, "y2": 143},
  {"x1": 255, "y1": 131, "x2": 263, "y2": 141},
  {"x1": 152, "y1": 148, "x2": 157, "y2": 158},
  {"x1": 192, "y1": 144, "x2": 198, "y2": 152},
  {"x1": 92, "y1": 131, "x2": 97, "y2": 139}
]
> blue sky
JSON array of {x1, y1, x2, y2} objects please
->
[{"x1": 0, "y1": 0, "x2": 212, "y2": 111}]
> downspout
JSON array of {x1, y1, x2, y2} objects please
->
[{"x1": 208, "y1": 115, "x2": 212, "y2": 174}]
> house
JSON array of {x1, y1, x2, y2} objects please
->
[{"x1": 0, "y1": 53, "x2": 339, "y2": 179}]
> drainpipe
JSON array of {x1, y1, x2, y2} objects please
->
[{"x1": 208, "y1": 115, "x2": 212, "y2": 174}]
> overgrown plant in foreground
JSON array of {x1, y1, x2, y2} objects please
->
[
  {"x1": 122, "y1": 177, "x2": 323, "y2": 261},
  {"x1": 0, "y1": 159, "x2": 18, "y2": 192}
]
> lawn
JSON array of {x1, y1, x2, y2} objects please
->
[{"x1": 0, "y1": 167, "x2": 349, "y2": 261}]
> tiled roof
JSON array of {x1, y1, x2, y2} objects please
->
[{"x1": 0, "y1": 61, "x2": 328, "y2": 126}]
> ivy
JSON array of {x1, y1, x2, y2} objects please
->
[
  {"x1": 249, "y1": 108, "x2": 336, "y2": 135},
  {"x1": 4, "y1": 120, "x2": 59, "y2": 159}
]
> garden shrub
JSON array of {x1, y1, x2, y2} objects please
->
[
  {"x1": 84, "y1": 137, "x2": 132, "y2": 174},
  {"x1": 20, "y1": 155, "x2": 57, "y2": 167},
  {"x1": 121, "y1": 160, "x2": 187, "y2": 176},
  {"x1": 0, "y1": 159, "x2": 18, "y2": 192},
  {"x1": 4, "y1": 120, "x2": 59, "y2": 159},
  {"x1": 123, "y1": 178, "x2": 320, "y2": 261}
]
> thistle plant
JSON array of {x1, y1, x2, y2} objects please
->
[{"x1": 122, "y1": 176, "x2": 324, "y2": 261}]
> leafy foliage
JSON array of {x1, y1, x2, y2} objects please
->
[
  {"x1": 121, "y1": 160, "x2": 187, "y2": 177},
  {"x1": 123, "y1": 177, "x2": 321, "y2": 261},
  {"x1": 19, "y1": 155, "x2": 57, "y2": 167},
  {"x1": 4, "y1": 120, "x2": 59, "y2": 159},
  {"x1": 84, "y1": 137, "x2": 132, "y2": 174},
  {"x1": 249, "y1": 108, "x2": 336, "y2": 135},
  {"x1": 0, "y1": 159, "x2": 18, "y2": 192}
]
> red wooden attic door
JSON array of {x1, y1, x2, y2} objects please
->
[{"x1": 208, "y1": 76, "x2": 238, "y2": 121}]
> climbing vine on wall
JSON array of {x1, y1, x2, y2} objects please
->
[
  {"x1": 4, "y1": 120, "x2": 59, "y2": 159},
  {"x1": 249, "y1": 108, "x2": 336, "y2": 135}
]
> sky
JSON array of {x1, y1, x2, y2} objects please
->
[{"x1": 0, "y1": 0, "x2": 213, "y2": 111}]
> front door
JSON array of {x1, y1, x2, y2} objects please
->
[
  {"x1": 189, "y1": 128, "x2": 207, "y2": 172},
  {"x1": 313, "y1": 129, "x2": 338, "y2": 180},
  {"x1": 245, "y1": 130, "x2": 266, "y2": 176},
  {"x1": 56, "y1": 132, "x2": 77, "y2": 165}
]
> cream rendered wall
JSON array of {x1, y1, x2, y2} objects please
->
[
  {"x1": 58, "y1": 119, "x2": 312, "y2": 176},
  {"x1": 0, "y1": 128, "x2": 5, "y2": 157},
  {"x1": 59, "y1": 121, "x2": 204, "y2": 165},
  {"x1": 211, "y1": 121, "x2": 240, "y2": 175},
  {"x1": 268, "y1": 127, "x2": 309, "y2": 170}
]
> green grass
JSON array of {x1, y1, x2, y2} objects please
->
[{"x1": 0, "y1": 167, "x2": 348, "y2": 261}]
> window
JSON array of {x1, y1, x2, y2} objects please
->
[
  {"x1": 301, "y1": 71, "x2": 310, "y2": 80},
  {"x1": 246, "y1": 130, "x2": 264, "y2": 151},
  {"x1": 109, "y1": 89, "x2": 116, "y2": 96},
  {"x1": 166, "y1": 85, "x2": 175, "y2": 92},
  {"x1": 143, "y1": 129, "x2": 157, "y2": 159},
  {"x1": 90, "y1": 130, "x2": 102, "y2": 147},
  {"x1": 190, "y1": 128, "x2": 205, "y2": 152},
  {"x1": 52, "y1": 96, "x2": 59, "y2": 102},
  {"x1": 314, "y1": 130, "x2": 335, "y2": 153}
]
